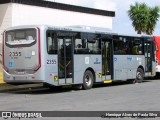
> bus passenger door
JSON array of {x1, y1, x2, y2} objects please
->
[
  {"x1": 58, "y1": 37, "x2": 73, "y2": 84},
  {"x1": 102, "y1": 40, "x2": 113, "y2": 80},
  {"x1": 144, "y1": 42, "x2": 152, "y2": 74}
]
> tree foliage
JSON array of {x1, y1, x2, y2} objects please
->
[{"x1": 128, "y1": 2, "x2": 160, "y2": 35}]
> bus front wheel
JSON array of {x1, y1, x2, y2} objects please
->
[
  {"x1": 136, "y1": 68, "x2": 144, "y2": 83},
  {"x1": 83, "y1": 70, "x2": 94, "y2": 90}
]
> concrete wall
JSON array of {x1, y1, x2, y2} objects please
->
[
  {"x1": 0, "y1": 3, "x2": 12, "y2": 44},
  {"x1": 0, "y1": 3, "x2": 113, "y2": 43},
  {"x1": 0, "y1": 4, "x2": 12, "y2": 65},
  {"x1": 11, "y1": 3, "x2": 112, "y2": 29}
]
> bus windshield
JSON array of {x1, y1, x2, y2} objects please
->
[{"x1": 5, "y1": 29, "x2": 36, "y2": 46}]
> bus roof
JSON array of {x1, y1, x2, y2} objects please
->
[
  {"x1": 5, "y1": 25, "x2": 154, "y2": 38},
  {"x1": 5, "y1": 25, "x2": 115, "y2": 35}
]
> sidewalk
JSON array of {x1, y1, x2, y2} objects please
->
[
  {"x1": 0, "y1": 71, "x2": 43, "y2": 91},
  {"x1": 0, "y1": 83, "x2": 43, "y2": 91},
  {"x1": 0, "y1": 71, "x2": 4, "y2": 84}
]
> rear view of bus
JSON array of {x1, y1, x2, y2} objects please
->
[{"x1": 2, "y1": 26, "x2": 41, "y2": 84}]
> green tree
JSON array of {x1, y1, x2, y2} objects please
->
[
  {"x1": 128, "y1": 2, "x2": 160, "y2": 35},
  {"x1": 146, "y1": 6, "x2": 160, "y2": 35}
]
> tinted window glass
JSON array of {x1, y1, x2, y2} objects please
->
[
  {"x1": 5, "y1": 29, "x2": 36, "y2": 47},
  {"x1": 47, "y1": 31, "x2": 57, "y2": 54},
  {"x1": 113, "y1": 36, "x2": 143, "y2": 55},
  {"x1": 74, "y1": 33, "x2": 101, "y2": 54}
]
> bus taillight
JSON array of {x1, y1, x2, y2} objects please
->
[{"x1": 2, "y1": 31, "x2": 9, "y2": 72}]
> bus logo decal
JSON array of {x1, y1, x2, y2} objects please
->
[
  {"x1": 94, "y1": 58, "x2": 100, "y2": 64},
  {"x1": 2, "y1": 112, "x2": 11, "y2": 119},
  {"x1": 8, "y1": 61, "x2": 13, "y2": 68},
  {"x1": 114, "y1": 57, "x2": 118, "y2": 62},
  {"x1": 25, "y1": 56, "x2": 31, "y2": 59},
  {"x1": 127, "y1": 57, "x2": 132, "y2": 61}
]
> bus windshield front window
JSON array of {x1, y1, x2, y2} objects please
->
[{"x1": 5, "y1": 29, "x2": 36, "y2": 46}]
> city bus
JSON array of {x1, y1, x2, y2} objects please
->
[
  {"x1": 2, "y1": 25, "x2": 156, "y2": 89},
  {"x1": 154, "y1": 36, "x2": 160, "y2": 76}
]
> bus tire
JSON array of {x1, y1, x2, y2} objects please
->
[
  {"x1": 83, "y1": 70, "x2": 94, "y2": 90},
  {"x1": 136, "y1": 68, "x2": 144, "y2": 83}
]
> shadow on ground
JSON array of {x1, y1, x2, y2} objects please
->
[{"x1": 1, "y1": 79, "x2": 156, "y2": 95}]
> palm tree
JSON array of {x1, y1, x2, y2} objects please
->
[
  {"x1": 128, "y1": 2, "x2": 149, "y2": 34},
  {"x1": 146, "y1": 6, "x2": 160, "y2": 35},
  {"x1": 128, "y1": 2, "x2": 160, "y2": 35}
]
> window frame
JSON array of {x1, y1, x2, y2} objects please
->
[{"x1": 46, "y1": 30, "x2": 58, "y2": 54}]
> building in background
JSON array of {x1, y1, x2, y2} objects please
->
[{"x1": 0, "y1": 0, "x2": 115, "y2": 45}]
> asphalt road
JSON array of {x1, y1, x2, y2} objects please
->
[{"x1": 0, "y1": 79, "x2": 160, "y2": 120}]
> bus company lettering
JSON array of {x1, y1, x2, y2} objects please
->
[
  {"x1": 127, "y1": 57, "x2": 132, "y2": 61},
  {"x1": 94, "y1": 58, "x2": 100, "y2": 64}
]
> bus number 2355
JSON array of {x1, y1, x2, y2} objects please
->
[
  {"x1": 9, "y1": 52, "x2": 22, "y2": 57},
  {"x1": 47, "y1": 59, "x2": 56, "y2": 64}
]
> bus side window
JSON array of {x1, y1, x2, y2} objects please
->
[
  {"x1": 75, "y1": 38, "x2": 91, "y2": 54},
  {"x1": 75, "y1": 39, "x2": 84, "y2": 54},
  {"x1": 48, "y1": 37, "x2": 53, "y2": 52},
  {"x1": 132, "y1": 39, "x2": 143, "y2": 55},
  {"x1": 47, "y1": 32, "x2": 57, "y2": 54},
  {"x1": 132, "y1": 45, "x2": 139, "y2": 54},
  {"x1": 114, "y1": 40, "x2": 126, "y2": 54},
  {"x1": 87, "y1": 39, "x2": 101, "y2": 54}
]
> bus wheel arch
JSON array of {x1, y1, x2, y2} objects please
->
[
  {"x1": 82, "y1": 68, "x2": 95, "y2": 90},
  {"x1": 138, "y1": 66, "x2": 144, "y2": 73}
]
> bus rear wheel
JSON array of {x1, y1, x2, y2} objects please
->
[
  {"x1": 83, "y1": 70, "x2": 94, "y2": 90},
  {"x1": 136, "y1": 68, "x2": 144, "y2": 83}
]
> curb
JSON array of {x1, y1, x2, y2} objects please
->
[
  {"x1": 0, "y1": 71, "x2": 4, "y2": 84},
  {"x1": 0, "y1": 83, "x2": 11, "y2": 87},
  {"x1": 0, "y1": 83, "x2": 44, "y2": 92}
]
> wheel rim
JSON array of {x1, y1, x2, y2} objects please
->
[
  {"x1": 85, "y1": 74, "x2": 92, "y2": 86},
  {"x1": 137, "y1": 71, "x2": 142, "y2": 80}
]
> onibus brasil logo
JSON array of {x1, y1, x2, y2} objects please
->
[
  {"x1": 2, "y1": 112, "x2": 11, "y2": 119},
  {"x1": 2, "y1": 112, "x2": 42, "y2": 119}
]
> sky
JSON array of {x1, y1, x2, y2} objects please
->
[
  {"x1": 112, "y1": 0, "x2": 160, "y2": 35},
  {"x1": 44, "y1": 0, "x2": 160, "y2": 35}
]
